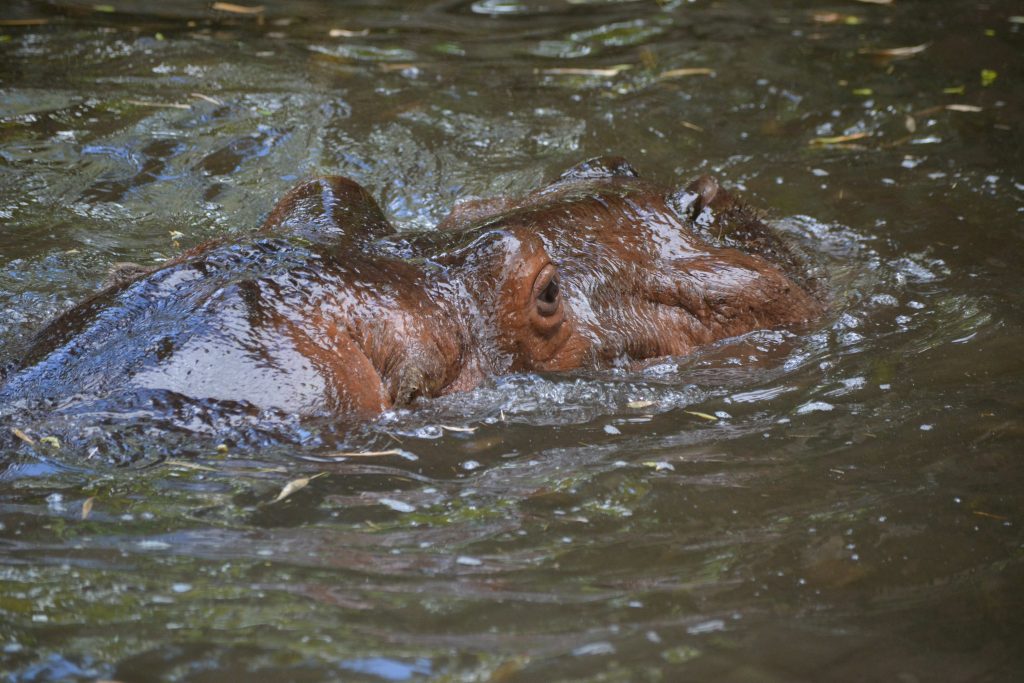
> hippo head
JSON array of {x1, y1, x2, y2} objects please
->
[
  {"x1": 411, "y1": 157, "x2": 823, "y2": 393},
  {"x1": 1, "y1": 157, "x2": 823, "y2": 419}
]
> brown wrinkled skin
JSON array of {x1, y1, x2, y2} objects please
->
[{"x1": 0, "y1": 157, "x2": 823, "y2": 418}]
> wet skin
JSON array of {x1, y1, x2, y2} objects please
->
[{"x1": 0, "y1": 157, "x2": 824, "y2": 417}]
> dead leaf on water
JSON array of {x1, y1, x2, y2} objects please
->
[
  {"x1": 329, "y1": 28, "x2": 370, "y2": 37},
  {"x1": 683, "y1": 410, "x2": 718, "y2": 421},
  {"x1": 627, "y1": 400, "x2": 655, "y2": 409},
  {"x1": 322, "y1": 449, "x2": 403, "y2": 458},
  {"x1": 271, "y1": 472, "x2": 326, "y2": 504},
  {"x1": 190, "y1": 93, "x2": 225, "y2": 106},
  {"x1": 541, "y1": 65, "x2": 632, "y2": 77},
  {"x1": 40, "y1": 436, "x2": 61, "y2": 449},
  {"x1": 124, "y1": 99, "x2": 191, "y2": 110},
  {"x1": 211, "y1": 2, "x2": 264, "y2": 14},
  {"x1": 813, "y1": 13, "x2": 862, "y2": 25},
  {"x1": 658, "y1": 67, "x2": 714, "y2": 79},
  {"x1": 164, "y1": 459, "x2": 218, "y2": 472},
  {"x1": 441, "y1": 424, "x2": 477, "y2": 433},
  {"x1": 858, "y1": 43, "x2": 929, "y2": 60},
  {"x1": 10, "y1": 428, "x2": 34, "y2": 445},
  {"x1": 81, "y1": 497, "x2": 95, "y2": 520},
  {"x1": 809, "y1": 132, "x2": 871, "y2": 146}
]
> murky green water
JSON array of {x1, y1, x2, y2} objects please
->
[{"x1": 1, "y1": 0, "x2": 1023, "y2": 680}]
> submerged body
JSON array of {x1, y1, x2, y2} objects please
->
[{"x1": 0, "y1": 158, "x2": 823, "y2": 418}]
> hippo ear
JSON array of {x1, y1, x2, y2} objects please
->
[
  {"x1": 668, "y1": 175, "x2": 723, "y2": 220},
  {"x1": 261, "y1": 176, "x2": 393, "y2": 244},
  {"x1": 556, "y1": 156, "x2": 640, "y2": 183}
]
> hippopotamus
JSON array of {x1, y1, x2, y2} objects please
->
[{"x1": 0, "y1": 157, "x2": 823, "y2": 419}]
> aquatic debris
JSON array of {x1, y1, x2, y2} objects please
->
[
  {"x1": 946, "y1": 104, "x2": 983, "y2": 113},
  {"x1": 39, "y1": 436, "x2": 60, "y2": 449},
  {"x1": 981, "y1": 69, "x2": 998, "y2": 87},
  {"x1": 124, "y1": 100, "x2": 191, "y2": 110},
  {"x1": 812, "y1": 13, "x2": 862, "y2": 26},
  {"x1": 164, "y1": 460, "x2": 218, "y2": 472},
  {"x1": 683, "y1": 410, "x2": 718, "y2": 422},
  {"x1": 627, "y1": 400, "x2": 655, "y2": 409},
  {"x1": 540, "y1": 65, "x2": 632, "y2": 77},
  {"x1": 809, "y1": 132, "x2": 871, "y2": 147},
  {"x1": 271, "y1": 472, "x2": 326, "y2": 504},
  {"x1": 322, "y1": 449, "x2": 404, "y2": 458},
  {"x1": 212, "y1": 2, "x2": 264, "y2": 15},
  {"x1": 329, "y1": 28, "x2": 370, "y2": 38},
  {"x1": 191, "y1": 93, "x2": 225, "y2": 106},
  {"x1": 858, "y1": 43, "x2": 929, "y2": 60},
  {"x1": 10, "y1": 428, "x2": 34, "y2": 445},
  {"x1": 658, "y1": 67, "x2": 714, "y2": 79},
  {"x1": 81, "y1": 497, "x2": 95, "y2": 520},
  {"x1": 440, "y1": 424, "x2": 477, "y2": 433}
]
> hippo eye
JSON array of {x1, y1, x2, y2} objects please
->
[{"x1": 533, "y1": 264, "x2": 561, "y2": 317}]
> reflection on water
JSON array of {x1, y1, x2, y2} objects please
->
[{"x1": 1, "y1": 0, "x2": 1023, "y2": 680}]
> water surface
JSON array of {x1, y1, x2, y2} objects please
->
[{"x1": 1, "y1": 0, "x2": 1023, "y2": 680}]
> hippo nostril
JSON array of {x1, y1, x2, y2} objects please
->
[
  {"x1": 534, "y1": 268, "x2": 561, "y2": 317},
  {"x1": 540, "y1": 278, "x2": 559, "y2": 305}
]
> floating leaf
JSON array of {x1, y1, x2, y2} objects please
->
[
  {"x1": 541, "y1": 65, "x2": 631, "y2": 77},
  {"x1": 683, "y1": 410, "x2": 718, "y2": 421},
  {"x1": 10, "y1": 428, "x2": 34, "y2": 445},
  {"x1": 329, "y1": 28, "x2": 370, "y2": 37},
  {"x1": 813, "y1": 13, "x2": 862, "y2": 25},
  {"x1": 858, "y1": 43, "x2": 928, "y2": 59},
  {"x1": 981, "y1": 69, "x2": 997, "y2": 87},
  {"x1": 852, "y1": 87, "x2": 873, "y2": 96},
  {"x1": 943, "y1": 85, "x2": 965, "y2": 95},
  {"x1": 164, "y1": 459, "x2": 217, "y2": 471},
  {"x1": 658, "y1": 67, "x2": 714, "y2": 79},
  {"x1": 809, "y1": 132, "x2": 871, "y2": 146},
  {"x1": 323, "y1": 449, "x2": 403, "y2": 458},
  {"x1": 271, "y1": 472, "x2": 326, "y2": 504},
  {"x1": 627, "y1": 400, "x2": 655, "y2": 409},
  {"x1": 211, "y1": 2, "x2": 264, "y2": 14},
  {"x1": 81, "y1": 497, "x2": 95, "y2": 520},
  {"x1": 125, "y1": 100, "x2": 191, "y2": 110},
  {"x1": 40, "y1": 436, "x2": 61, "y2": 449}
]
